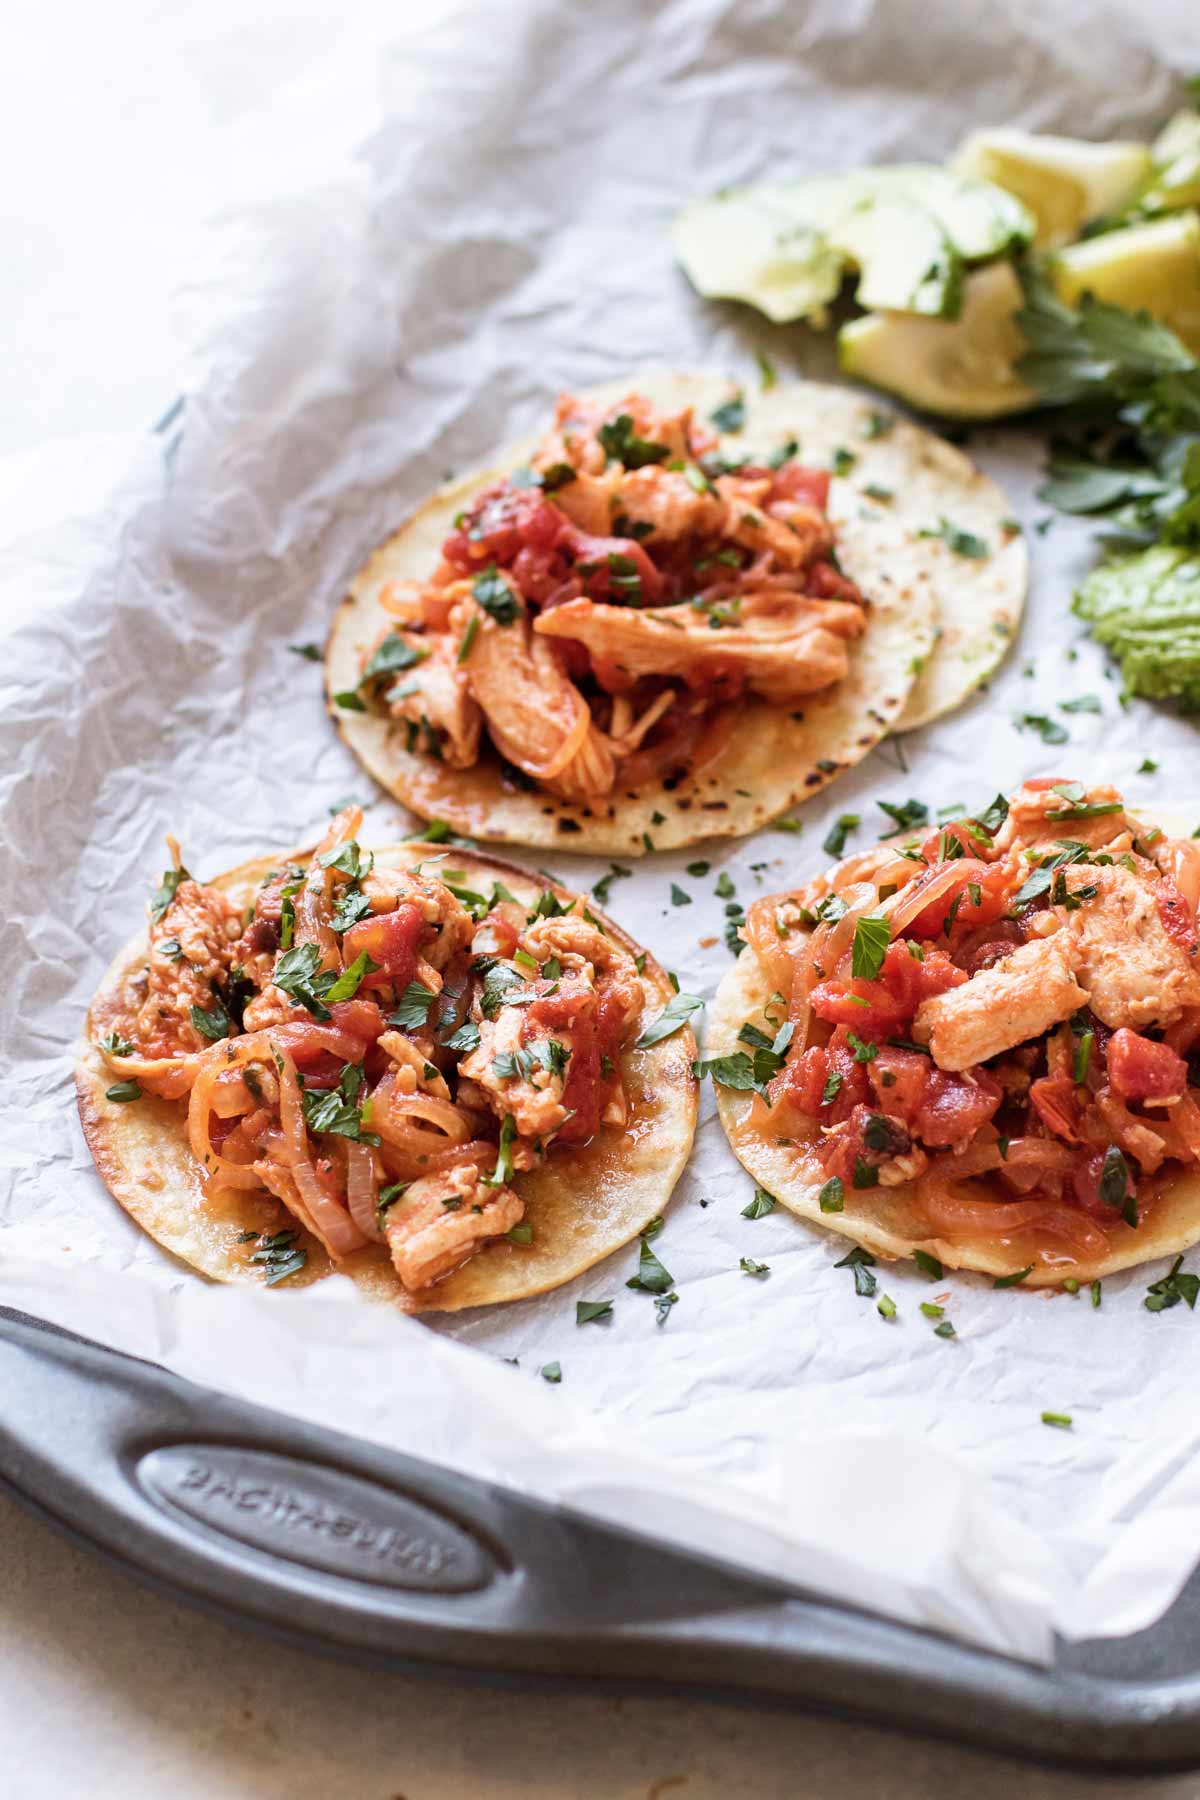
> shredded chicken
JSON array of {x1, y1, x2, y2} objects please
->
[
  {"x1": 914, "y1": 934, "x2": 1088, "y2": 1072},
  {"x1": 383, "y1": 1162, "x2": 524, "y2": 1292},
  {"x1": 462, "y1": 609, "x2": 616, "y2": 797},
  {"x1": 133, "y1": 878, "x2": 243, "y2": 1056},
  {"x1": 1063, "y1": 864, "x2": 1200, "y2": 1029},
  {"x1": 382, "y1": 624, "x2": 481, "y2": 768},
  {"x1": 533, "y1": 592, "x2": 863, "y2": 704}
]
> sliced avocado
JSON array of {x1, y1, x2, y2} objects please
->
[
  {"x1": 1143, "y1": 110, "x2": 1200, "y2": 214},
  {"x1": 672, "y1": 163, "x2": 1030, "y2": 326},
  {"x1": 837, "y1": 262, "x2": 1036, "y2": 419},
  {"x1": 953, "y1": 129, "x2": 1149, "y2": 245},
  {"x1": 671, "y1": 184, "x2": 847, "y2": 324},
  {"x1": 1049, "y1": 211, "x2": 1200, "y2": 355},
  {"x1": 853, "y1": 164, "x2": 1034, "y2": 261},
  {"x1": 829, "y1": 194, "x2": 963, "y2": 318}
]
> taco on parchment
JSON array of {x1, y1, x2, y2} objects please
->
[
  {"x1": 326, "y1": 373, "x2": 1025, "y2": 855},
  {"x1": 706, "y1": 780, "x2": 1200, "y2": 1286},
  {"x1": 76, "y1": 806, "x2": 697, "y2": 1313}
]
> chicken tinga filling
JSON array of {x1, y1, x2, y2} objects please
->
[
  {"x1": 731, "y1": 780, "x2": 1200, "y2": 1267},
  {"x1": 92, "y1": 806, "x2": 645, "y2": 1292},
  {"x1": 350, "y1": 391, "x2": 866, "y2": 799}
]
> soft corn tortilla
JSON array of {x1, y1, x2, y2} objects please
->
[
  {"x1": 77, "y1": 844, "x2": 697, "y2": 1314},
  {"x1": 327, "y1": 374, "x2": 1023, "y2": 854},
  {"x1": 706, "y1": 813, "x2": 1200, "y2": 1287}
]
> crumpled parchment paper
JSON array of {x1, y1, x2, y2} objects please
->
[{"x1": 3, "y1": 0, "x2": 1200, "y2": 1665}]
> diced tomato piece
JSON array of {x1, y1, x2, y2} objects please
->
[
  {"x1": 810, "y1": 942, "x2": 965, "y2": 1035},
  {"x1": 441, "y1": 483, "x2": 566, "y2": 574},
  {"x1": 326, "y1": 999, "x2": 386, "y2": 1044},
  {"x1": 1071, "y1": 1147, "x2": 1136, "y2": 1222},
  {"x1": 1156, "y1": 878, "x2": 1198, "y2": 951},
  {"x1": 556, "y1": 1010, "x2": 600, "y2": 1145},
  {"x1": 561, "y1": 526, "x2": 664, "y2": 604},
  {"x1": 914, "y1": 1067, "x2": 1002, "y2": 1148},
  {"x1": 342, "y1": 904, "x2": 430, "y2": 988},
  {"x1": 773, "y1": 1030, "x2": 872, "y2": 1124},
  {"x1": 819, "y1": 1103, "x2": 911, "y2": 1187},
  {"x1": 1029, "y1": 1075, "x2": 1081, "y2": 1142},
  {"x1": 868, "y1": 1046, "x2": 931, "y2": 1122},
  {"x1": 768, "y1": 465, "x2": 830, "y2": 510},
  {"x1": 1106, "y1": 1028, "x2": 1189, "y2": 1104},
  {"x1": 527, "y1": 984, "x2": 592, "y2": 1031}
]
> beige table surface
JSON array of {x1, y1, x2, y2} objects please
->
[
  {"x1": 5, "y1": 1486, "x2": 1198, "y2": 1799},
  {"x1": 5, "y1": 2, "x2": 1200, "y2": 1793}
]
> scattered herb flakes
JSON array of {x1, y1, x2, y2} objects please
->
[
  {"x1": 822, "y1": 813, "x2": 860, "y2": 858},
  {"x1": 626, "y1": 1234, "x2": 675, "y2": 1295},
  {"x1": 1091, "y1": 1280, "x2": 1102, "y2": 1309},
  {"x1": 817, "y1": 1176, "x2": 844, "y2": 1213},
  {"x1": 540, "y1": 1362, "x2": 563, "y2": 1384},
  {"x1": 1041, "y1": 1411, "x2": 1073, "y2": 1430},
  {"x1": 655, "y1": 1291, "x2": 679, "y2": 1326},
  {"x1": 1016, "y1": 712, "x2": 1070, "y2": 746},
  {"x1": 105, "y1": 1079, "x2": 142, "y2": 1103},
  {"x1": 933, "y1": 1319, "x2": 957, "y2": 1339},
  {"x1": 710, "y1": 390, "x2": 746, "y2": 433},
  {"x1": 506, "y1": 1221, "x2": 534, "y2": 1246},
  {"x1": 288, "y1": 641, "x2": 321, "y2": 661},
  {"x1": 832, "y1": 446, "x2": 857, "y2": 476},
  {"x1": 576, "y1": 1299, "x2": 614, "y2": 1326},
  {"x1": 669, "y1": 883, "x2": 692, "y2": 907},
  {"x1": 1060, "y1": 693, "x2": 1102, "y2": 714},
  {"x1": 919, "y1": 1302, "x2": 944, "y2": 1320},
  {"x1": 864, "y1": 483, "x2": 894, "y2": 504},
  {"x1": 1137, "y1": 757, "x2": 1159, "y2": 774},
  {"x1": 742, "y1": 1189, "x2": 776, "y2": 1219},
  {"x1": 775, "y1": 815, "x2": 804, "y2": 835},
  {"x1": 850, "y1": 914, "x2": 890, "y2": 982},
  {"x1": 715, "y1": 870, "x2": 736, "y2": 899},
  {"x1": 993, "y1": 1265, "x2": 1034, "y2": 1289},
  {"x1": 739, "y1": 1256, "x2": 770, "y2": 1278},
  {"x1": 918, "y1": 517, "x2": 990, "y2": 559},
  {"x1": 835, "y1": 1245, "x2": 877, "y2": 1297},
  {"x1": 878, "y1": 797, "x2": 929, "y2": 835},
  {"x1": 97, "y1": 1030, "x2": 134, "y2": 1058},
  {"x1": 686, "y1": 860, "x2": 711, "y2": 878},
  {"x1": 333, "y1": 689, "x2": 366, "y2": 712},
  {"x1": 636, "y1": 991, "x2": 703, "y2": 1049},
  {"x1": 1145, "y1": 1256, "x2": 1200, "y2": 1313},
  {"x1": 592, "y1": 862, "x2": 632, "y2": 906},
  {"x1": 877, "y1": 1293, "x2": 898, "y2": 1321},
  {"x1": 755, "y1": 350, "x2": 777, "y2": 391},
  {"x1": 912, "y1": 1250, "x2": 944, "y2": 1280},
  {"x1": 862, "y1": 410, "x2": 894, "y2": 439}
]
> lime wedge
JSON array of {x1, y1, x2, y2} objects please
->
[
  {"x1": 1143, "y1": 110, "x2": 1200, "y2": 214},
  {"x1": 837, "y1": 262, "x2": 1035, "y2": 418},
  {"x1": 953, "y1": 129, "x2": 1150, "y2": 246},
  {"x1": 1049, "y1": 211, "x2": 1200, "y2": 354}
]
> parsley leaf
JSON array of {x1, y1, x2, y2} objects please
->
[
  {"x1": 851, "y1": 913, "x2": 891, "y2": 981},
  {"x1": 472, "y1": 565, "x2": 521, "y2": 625},
  {"x1": 822, "y1": 813, "x2": 860, "y2": 858},
  {"x1": 635, "y1": 991, "x2": 704, "y2": 1049},
  {"x1": 388, "y1": 982, "x2": 436, "y2": 1031},
  {"x1": 710, "y1": 391, "x2": 746, "y2": 433},
  {"x1": 597, "y1": 413, "x2": 670, "y2": 469}
]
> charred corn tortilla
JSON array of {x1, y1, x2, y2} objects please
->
[
  {"x1": 706, "y1": 809, "x2": 1200, "y2": 1288},
  {"x1": 76, "y1": 843, "x2": 697, "y2": 1314},
  {"x1": 327, "y1": 375, "x2": 1023, "y2": 854}
]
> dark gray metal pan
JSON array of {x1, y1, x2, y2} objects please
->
[{"x1": 2, "y1": 1304, "x2": 1198, "y2": 1774}]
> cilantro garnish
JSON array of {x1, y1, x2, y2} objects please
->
[
  {"x1": 597, "y1": 413, "x2": 669, "y2": 469},
  {"x1": 300, "y1": 1062, "x2": 380, "y2": 1145},
  {"x1": 850, "y1": 914, "x2": 890, "y2": 982},
  {"x1": 389, "y1": 982, "x2": 436, "y2": 1031},
  {"x1": 635, "y1": 991, "x2": 703, "y2": 1049},
  {"x1": 710, "y1": 391, "x2": 746, "y2": 433},
  {"x1": 472, "y1": 565, "x2": 521, "y2": 625}
]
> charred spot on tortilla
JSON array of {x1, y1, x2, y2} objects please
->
[
  {"x1": 76, "y1": 809, "x2": 697, "y2": 1315},
  {"x1": 704, "y1": 782, "x2": 1200, "y2": 1288},
  {"x1": 327, "y1": 375, "x2": 1022, "y2": 854}
]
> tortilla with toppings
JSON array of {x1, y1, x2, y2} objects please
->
[
  {"x1": 706, "y1": 780, "x2": 1200, "y2": 1286},
  {"x1": 326, "y1": 374, "x2": 1023, "y2": 854},
  {"x1": 76, "y1": 807, "x2": 697, "y2": 1312}
]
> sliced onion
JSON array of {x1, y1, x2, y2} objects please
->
[
  {"x1": 289, "y1": 1159, "x2": 368, "y2": 1258},
  {"x1": 918, "y1": 1179, "x2": 1110, "y2": 1258},
  {"x1": 884, "y1": 861, "x2": 983, "y2": 936},
  {"x1": 346, "y1": 1142, "x2": 385, "y2": 1243},
  {"x1": 187, "y1": 1039, "x2": 273, "y2": 1191}
]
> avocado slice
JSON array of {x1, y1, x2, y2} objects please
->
[
  {"x1": 829, "y1": 194, "x2": 962, "y2": 318},
  {"x1": 672, "y1": 163, "x2": 1032, "y2": 326},
  {"x1": 837, "y1": 262, "x2": 1036, "y2": 419},
  {"x1": 670, "y1": 183, "x2": 847, "y2": 325}
]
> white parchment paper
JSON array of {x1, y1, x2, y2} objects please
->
[{"x1": 4, "y1": 0, "x2": 1200, "y2": 1664}]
